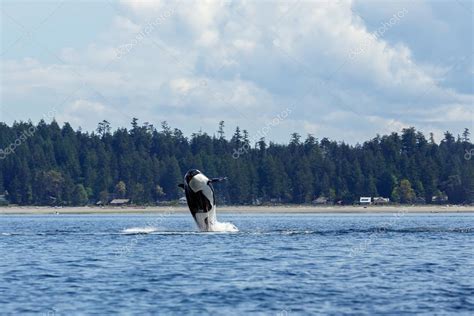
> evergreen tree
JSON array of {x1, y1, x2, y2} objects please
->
[
  {"x1": 218, "y1": 121, "x2": 225, "y2": 139},
  {"x1": 115, "y1": 181, "x2": 127, "y2": 198},
  {"x1": 377, "y1": 171, "x2": 396, "y2": 198},
  {"x1": 72, "y1": 184, "x2": 89, "y2": 205},
  {"x1": 392, "y1": 179, "x2": 416, "y2": 204},
  {"x1": 462, "y1": 128, "x2": 470, "y2": 143}
]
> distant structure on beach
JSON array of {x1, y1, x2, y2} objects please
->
[
  {"x1": 109, "y1": 199, "x2": 130, "y2": 206},
  {"x1": 312, "y1": 197, "x2": 330, "y2": 205},
  {"x1": 432, "y1": 195, "x2": 448, "y2": 204},
  {"x1": 359, "y1": 197, "x2": 391, "y2": 205},
  {"x1": 373, "y1": 197, "x2": 390, "y2": 205}
]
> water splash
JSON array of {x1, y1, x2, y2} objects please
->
[{"x1": 209, "y1": 221, "x2": 239, "y2": 232}]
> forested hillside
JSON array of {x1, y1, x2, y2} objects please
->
[{"x1": 0, "y1": 119, "x2": 473, "y2": 206}]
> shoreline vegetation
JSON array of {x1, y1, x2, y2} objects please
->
[
  {"x1": 1, "y1": 205, "x2": 474, "y2": 215},
  {"x1": 1, "y1": 120, "x2": 473, "y2": 208}
]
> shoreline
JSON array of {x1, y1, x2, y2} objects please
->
[{"x1": 1, "y1": 205, "x2": 473, "y2": 215}]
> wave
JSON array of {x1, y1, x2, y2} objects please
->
[
  {"x1": 121, "y1": 227, "x2": 159, "y2": 234},
  {"x1": 245, "y1": 227, "x2": 473, "y2": 235}
]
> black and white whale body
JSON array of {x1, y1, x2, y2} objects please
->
[{"x1": 179, "y1": 169, "x2": 237, "y2": 232}]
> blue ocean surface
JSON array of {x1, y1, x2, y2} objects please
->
[{"x1": 1, "y1": 212, "x2": 473, "y2": 315}]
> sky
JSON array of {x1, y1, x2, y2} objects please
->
[{"x1": 1, "y1": 0, "x2": 473, "y2": 144}]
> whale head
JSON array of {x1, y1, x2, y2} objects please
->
[{"x1": 184, "y1": 169, "x2": 202, "y2": 184}]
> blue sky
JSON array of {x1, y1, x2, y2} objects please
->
[{"x1": 1, "y1": 0, "x2": 472, "y2": 143}]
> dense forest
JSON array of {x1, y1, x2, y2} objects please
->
[{"x1": 0, "y1": 119, "x2": 473, "y2": 206}]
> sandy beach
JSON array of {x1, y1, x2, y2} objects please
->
[{"x1": 1, "y1": 205, "x2": 473, "y2": 215}]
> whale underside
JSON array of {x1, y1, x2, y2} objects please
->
[
  {"x1": 184, "y1": 181, "x2": 213, "y2": 213},
  {"x1": 184, "y1": 183, "x2": 215, "y2": 229}
]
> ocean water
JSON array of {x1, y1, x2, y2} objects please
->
[{"x1": 1, "y1": 212, "x2": 473, "y2": 315}]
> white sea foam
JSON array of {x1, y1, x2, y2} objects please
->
[
  {"x1": 121, "y1": 227, "x2": 158, "y2": 234},
  {"x1": 209, "y1": 221, "x2": 239, "y2": 232}
]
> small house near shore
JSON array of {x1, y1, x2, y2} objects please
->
[
  {"x1": 359, "y1": 197, "x2": 372, "y2": 205},
  {"x1": 432, "y1": 195, "x2": 448, "y2": 204},
  {"x1": 109, "y1": 199, "x2": 130, "y2": 206},
  {"x1": 312, "y1": 197, "x2": 329, "y2": 205},
  {"x1": 373, "y1": 197, "x2": 390, "y2": 205}
]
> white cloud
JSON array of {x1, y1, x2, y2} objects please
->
[
  {"x1": 1, "y1": 0, "x2": 472, "y2": 143},
  {"x1": 57, "y1": 99, "x2": 117, "y2": 128},
  {"x1": 113, "y1": 15, "x2": 141, "y2": 34},
  {"x1": 120, "y1": 0, "x2": 165, "y2": 17}
]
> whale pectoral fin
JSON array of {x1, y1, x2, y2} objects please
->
[
  {"x1": 178, "y1": 184, "x2": 185, "y2": 189},
  {"x1": 210, "y1": 177, "x2": 228, "y2": 183}
]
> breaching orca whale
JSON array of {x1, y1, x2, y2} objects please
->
[{"x1": 178, "y1": 169, "x2": 229, "y2": 232}]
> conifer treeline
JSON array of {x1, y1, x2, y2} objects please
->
[{"x1": 0, "y1": 119, "x2": 473, "y2": 206}]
